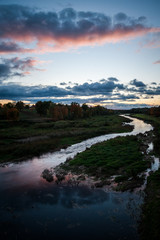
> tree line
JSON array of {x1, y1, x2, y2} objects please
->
[
  {"x1": 0, "y1": 101, "x2": 113, "y2": 121},
  {"x1": 0, "y1": 101, "x2": 27, "y2": 121},
  {"x1": 1, "y1": 100, "x2": 159, "y2": 121},
  {"x1": 35, "y1": 101, "x2": 112, "y2": 121},
  {"x1": 128, "y1": 106, "x2": 160, "y2": 117}
]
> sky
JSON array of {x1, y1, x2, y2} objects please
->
[{"x1": 0, "y1": 0, "x2": 160, "y2": 109}]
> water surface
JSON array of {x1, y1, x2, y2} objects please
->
[{"x1": 0, "y1": 116, "x2": 153, "y2": 240}]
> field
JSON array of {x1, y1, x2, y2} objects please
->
[{"x1": 0, "y1": 110, "x2": 132, "y2": 163}]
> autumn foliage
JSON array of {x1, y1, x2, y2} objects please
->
[
  {"x1": 148, "y1": 106, "x2": 160, "y2": 117},
  {"x1": 34, "y1": 101, "x2": 109, "y2": 121},
  {"x1": 0, "y1": 104, "x2": 19, "y2": 121},
  {"x1": 6, "y1": 108, "x2": 19, "y2": 121}
]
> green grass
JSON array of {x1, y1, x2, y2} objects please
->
[
  {"x1": 131, "y1": 114, "x2": 160, "y2": 239},
  {"x1": 0, "y1": 113, "x2": 133, "y2": 163},
  {"x1": 140, "y1": 169, "x2": 160, "y2": 240},
  {"x1": 62, "y1": 135, "x2": 148, "y2": 180}
]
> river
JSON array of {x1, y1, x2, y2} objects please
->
[{"x1": 0, "y1": 116, "x2": 157, "y2": 240}]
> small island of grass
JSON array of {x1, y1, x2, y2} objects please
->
[{"x1": 57, "y1": 134, "x2": 151, "y2": 191}]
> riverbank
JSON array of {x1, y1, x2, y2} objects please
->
[
  {"x1": 131, "y1": 114, "x2": 160, "y2": 156},
  {"x1": 0, "y1": 114, "x2": 132, "y2": 164},
  {"x1": 0, "y1": 114, "x2": 156, "y2": 240},
  {"x1": 139, "y1": 170, "x2": 160, "y2": 240},
  {"x1": 42, "y1": 117, "x2": 154, "y2": 191},
  {"x1": 131, "y1": 114, "x2": 160, "y2": 240}
]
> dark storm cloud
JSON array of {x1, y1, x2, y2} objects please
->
[{"x1": 0, "y1": 5, "x2": 159, "y2": 53}]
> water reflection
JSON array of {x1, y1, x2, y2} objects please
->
[
  {"x1": 0, "y1": 115, "x2": 153, "y2": 189},
  {"x1": 0, "y1": 183, "x2": 142, "y2": 240},
  {"x1": 0, "y1": 116, "x2": 153, "y2": 240}
]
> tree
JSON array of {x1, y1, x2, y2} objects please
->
[
  {"x1": 49, "y1": 104, "x2": 69, "y2": 121},
  {"x1": 149, "y1": 106, "x2": 160, "y2": 117},
  {"x1": 35, "y1": 101, "x2": 51, "y2": 116},
  {"x1": 24, "y1": 104, "x2": 30, "y2": 109},
  {"x1": 4, "y1": 102, "x2": 14, "y2": 109},
  {"x1": 61, "y1": 105, "x2": 69, "y2": 119},
  {"x1": 70, "y1": 102, "x2": 82, "y2": 119},
  {"x1": 6, "y1": 108, "x2": 19, "y2": 121},
  {"x1": 82, "y1": 103, "x2": 89, "y2": 111},
  {"x1": 15, "y1": 101, "x2": 24, "y2": 111},
  {"x1": 82, "y1": 104, "x2": 90, "y2": 118}
]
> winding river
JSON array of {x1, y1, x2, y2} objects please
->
[{"x1": 0, "y1": 116, "x2": 158, "y2": 240}]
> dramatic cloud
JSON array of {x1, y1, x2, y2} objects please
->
[
  {"x1": 0, "y1": 5, "x2": 159, "y2": 53},
  {"x1": 1, "y1": 78, "x2": 159, "y2": 106},
  {"x1": 0, "y1": 57, "x2": 44, "y2": 81}
]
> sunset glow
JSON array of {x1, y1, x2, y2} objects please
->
[{"x1": 0, "y1": 0, "x2": 160, "y2": 109}]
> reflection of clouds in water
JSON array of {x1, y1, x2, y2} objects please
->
[
  {"x1": 0, "y1": 185, "x2": 110, "y2": 211},
  {"x1": 0, "y1": 116, "x2": 152, "y2": 240},
  {"x1": 34, "y1": 186, "x2": 110, "y2": 209},
  {"x1": 0, "y1": 185, "x2": 142, "y2": 240},
  {"x1": 0, "y1": 116, "x2": 153, "y2": 191}
]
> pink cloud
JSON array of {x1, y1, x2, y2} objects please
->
[{"x1": 0, "y1": 5, "x2": 159, "y2": 54}]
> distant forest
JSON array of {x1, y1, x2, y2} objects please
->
[{"x1": 0, "y1": 100, "x2": 160, "y2": 121}]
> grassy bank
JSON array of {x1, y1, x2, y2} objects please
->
[
  {"x1": 0, "y1": 112, "x2": 132, "y2": 163},
  {"x1": 131, "y1": 114, "x2": 160, "y2": 240},
  {"x1": 61, "y1": 135, "x2": 150, "y2": 190},
  {"x1": 131, "y1": 114, "x2": 160, "y2": 156},
  {"x1": 139, "y1": 169, "x2": 160, "y2": 240}
]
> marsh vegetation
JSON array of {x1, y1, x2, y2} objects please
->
[{"x1": 0, "y1": 109, "x2": 132, "y2": 163}]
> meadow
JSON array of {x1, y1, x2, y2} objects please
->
[{"x1": 0, "y1": 109, "x2": 132, "y2": 163}]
